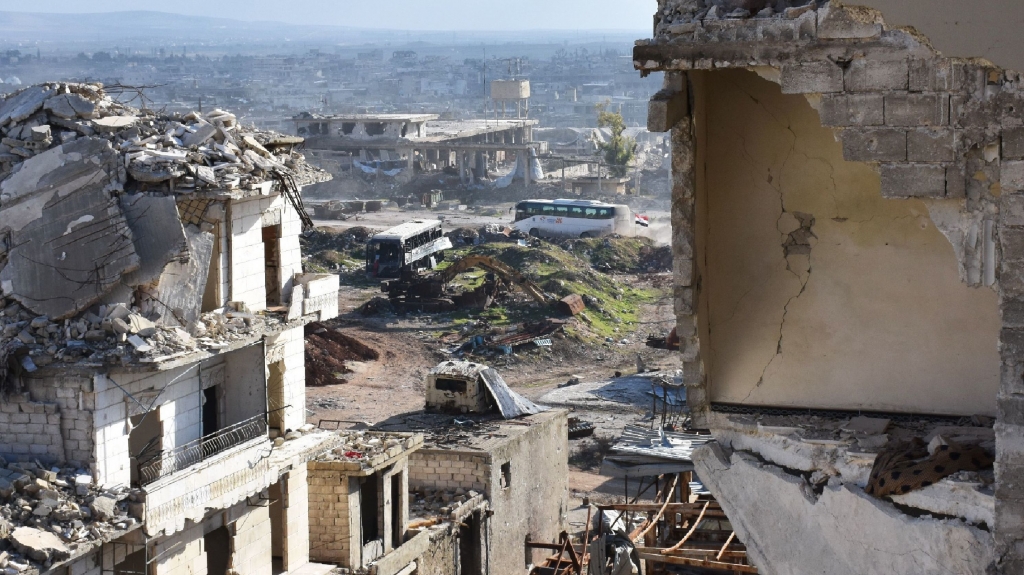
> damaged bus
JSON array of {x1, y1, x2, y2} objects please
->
[
  {"x1": 511, "y1": 198, "x2": 637, "y2": 238},
  {"x1": 365, "y1": 219, "x2": 452, "y2": 278}
]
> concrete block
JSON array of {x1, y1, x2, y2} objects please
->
[
  {"x1": 884, "y1": 93, "x2": 949, "y2": 127},
  {"x1": 907, "y1": 128, "x2": 955, "y2": 162},
  {"x1": 1003, "y1": 198, "x2": 1024, "y2": 239},
  {"x1": 1003, "y1": 161, "x2": 1024, "y2": 191},
  {"x1": 818, "y1": 94, "x2": 884, "y2": 126},
  {"x1": 946, "y1": 165, "x2": 966, "y2": 199},
  {"x1": 817, "y1": 3, "x2": 882, "y2": 39},
  {"x1": 909, "y1": 59, "x2": 954, "y2": 92},
  {"x1": 1004, "y1": 128, "x2": 1024, "y2": 160},
  {"x1": 1003, "y1": 230, "x2": 1024, "y2": 269},
  {"x1": 845, "y1": 59, "x2": 909, "y2": 92},
  {"x1": 880, "y1": 164, "x2": 945, "y2": 198},
  {"x1": 780, "y1": 61, "x2": 844, "y2": 94},
  {"x1": 840, "y1": 128, "x2": 906, "y2": 162}
]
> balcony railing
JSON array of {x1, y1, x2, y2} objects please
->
[{"x1": 139, "y1": 415, "x2": 268, "y2": 485}]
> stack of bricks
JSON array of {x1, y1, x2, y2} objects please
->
[{"x1": 408, "y1": 451, "x2": 488, "y2": 494}]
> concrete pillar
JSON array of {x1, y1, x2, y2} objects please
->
[
  {"x1": 281, "y1": 468, "x2": 310, "y2": 571},
  {"x1": 523, "y1": 151, "x2": 531, "y2": 188}
]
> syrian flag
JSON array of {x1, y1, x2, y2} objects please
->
[{"x1": 635, "y1": 214, "x2": 650, "y2": 227}]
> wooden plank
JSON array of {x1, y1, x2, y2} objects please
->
[
  {"x1": 598, "y1": 502, "x2": 721, "y2": 511},
  {"x1": 636, "y1": 552, "x2": 759, "y2": 573},
  {"x1": 717, "y1": 532, "x2": 737, "y2": 560},
  {"x1": 662, "y1": 501, "x2": 709, "y2": 553}
]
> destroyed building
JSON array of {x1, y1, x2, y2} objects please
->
[
  {"x1": 0, "y1": 83, "x2": 342, "y2": 575},
  {"x1": 636, "y1": 0, "x2": 1024, "y2": 573},
  {"x1": 290, "y1": 113, "x2": 543, "y2": 185}
]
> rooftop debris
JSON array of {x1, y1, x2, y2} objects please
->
[
  {"x1": 0, "y1": 82, "x2": 329, "y2": 384},
  {"x1": 313, "y1": 431, "x2": 422, "y2": 470},
  {"x1": 0, "y1": 457, "x2": 141, "y2": 571}
]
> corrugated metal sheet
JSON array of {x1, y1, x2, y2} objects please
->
[
  {"x1": 479, "y1": 367, "x2": 548, "y2": 419},
  {"x1": 609, "y1": 425, "x2": 713, "y2": 462}
]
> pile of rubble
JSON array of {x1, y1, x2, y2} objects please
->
[
  {"x1": 0, "y1": 82, "x2": 329, "y2": 384},
  {"x1": 0, "y1": 458, "x2": 141, "y2": 570},
  {"x1": 410, "y1": 486, "x2": 481, "y2": 520},
  {"x1": 2, "y1": 301, "x2": 290, "y2": 372},
  {"x1": 313, "y1": 432, "x2": 421, "y2": 466},
  {"x1": 657, "y1": 0, "x2": 819, "y2": 23},
  {"x1": 0, "y1": 82, "x2": 326, "y2": 188}
]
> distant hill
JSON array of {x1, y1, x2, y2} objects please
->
[{"x1": 0, "y1": 10, "x2": 645, "y2": 47}]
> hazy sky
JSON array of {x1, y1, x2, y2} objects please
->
[{"x1": 13, "y1": 1, "x2": 658, "y2": 31}]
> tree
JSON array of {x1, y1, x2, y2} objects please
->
[{"x1": 596, "y1": 104, "x2": 636, "y2": 178}]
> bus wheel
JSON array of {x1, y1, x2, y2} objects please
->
[
  {"x1": 529, "y1": 228, "x2": 540, "y2": 238},
  {"x1": 579, "y1": 232, "x2": 592, "y2": 239}
]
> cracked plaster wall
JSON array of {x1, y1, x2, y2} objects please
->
[{"x1": 695, "y1": 68, "x2": 1000, "y2": 414}]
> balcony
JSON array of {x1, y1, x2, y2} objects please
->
[{"x1": 138, "y1": 414, "x2": 268, "y2": 485}]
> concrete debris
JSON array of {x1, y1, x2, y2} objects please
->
[
  {"x1": 410, "y1": 486, "x2": 481, "y2": 520},
  {"x1": 0, "y1": 82, "x2": 331, "y2": 381},
  {"x1": 0, "y1": 462, "x2": 139, "y2": 568}
]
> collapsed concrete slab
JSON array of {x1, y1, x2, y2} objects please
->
[
  {"x1": 10, "y1": 526, "x2": 71, "y2": 563},
  {"x1": 0, "y1": 139, "x2": 138, "y2": 319},
  {"x1": 119, "y1": 194, "x2": 189, "y2": 288},
  {"x1": 693, "y1": 442, "x2": 992, "y2": 575},
  {"x1": 137, "y1": 224, "x2": 213, "y2": 330}
]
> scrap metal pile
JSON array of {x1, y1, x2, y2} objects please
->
[{"x1": 0, "y1": 82, "x2": 328, "y2": 386}]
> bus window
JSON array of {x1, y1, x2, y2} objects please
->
[
  {"x1": 542, "y1": 205, "x2": 556, "y2": 215},
  {"x1": 555, "y1": 206, "x2": 569, "y2": 215},
  {"x1": 571, "y1": 207, "x2": 584, "y2": 216},
  {"x1": 585, "y1": 208, "x2": 598, "y2": 218},
  {"x1": 597, "y1": 208, "x2": 612, "y2": 219}
]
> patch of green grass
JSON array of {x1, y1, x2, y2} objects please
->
[{"x1": 439, "y1": 242, "x2": 658, "y2": 341}]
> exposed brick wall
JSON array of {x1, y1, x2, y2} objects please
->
[
  {"x1": 0, "y1": 391, "x2": 68, "y2": 464},
  {"x1": 409, "y1": 451, "x2": 488, "y2": 493},
  {"x1": 307, "y1": 462, "x2": 358, "y2": 566}
]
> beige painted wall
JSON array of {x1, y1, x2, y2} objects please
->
[
  {"x1": 852, "y1": 0, "x2": 1024, "y2": 73},
  {"x1": 694, "y1": 68, "x2": 1000, "y2": 415}
]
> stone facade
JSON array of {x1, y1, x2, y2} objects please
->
[{"x1": 637, "y1": 1, "x2": 1024, "y2": 572}]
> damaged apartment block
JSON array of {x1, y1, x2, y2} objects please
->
[
  {"x1": 0, "y1": 83, "x2": 342, "y2": 575},
  {"x1": 637, "y1": 1, "x2": 1024, "y2": 573}
]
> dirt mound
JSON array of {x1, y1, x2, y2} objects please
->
[
  {"x1": 556, "y1": 236, "x2": 672, "y2": 273},
  {"x1": 304, "y1": 322, "x2": 380, "y2": 386},
  {"x1": 301, "y1": 227, "x2": 379, "y2": 272}
]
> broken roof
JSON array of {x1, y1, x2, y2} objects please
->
[{"x1": 0, "y1": 82, "x2": 330, "y2": 383}]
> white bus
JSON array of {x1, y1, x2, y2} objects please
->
[{"x1": 511, "y1": 199, "x2": 636, "y2": 239}]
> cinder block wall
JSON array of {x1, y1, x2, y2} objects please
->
[
  {"x1": 408, "y1": 451, "x2": 489, "y2": 493},
  {"x1": 231, "y1": 504, "x2": 273, "y2": 575},
  {"x1": 307, "y1": 462, "x2": 357, "y2": 566},
  {"x1": 0, "y1": 389, "x2": 72, "y2": 464},
  {"x1": 307, "y1": 458, "x2": 410, "y2": 569}
]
